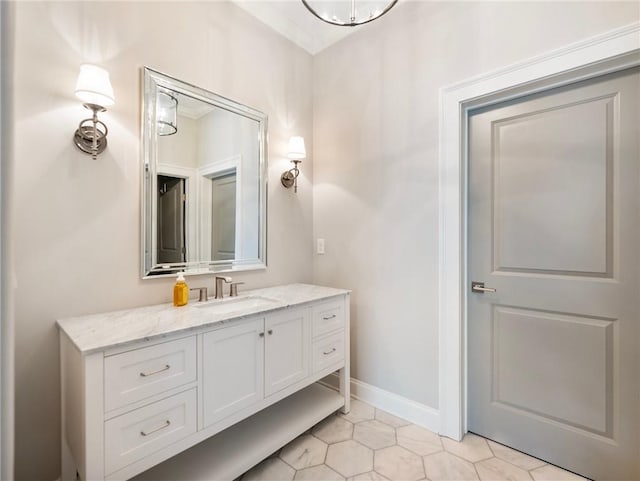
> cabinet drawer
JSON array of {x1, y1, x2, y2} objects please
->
[
  {"x1": 312, "y1": 301, "x2": 344, "y2": 338},
  {"x1": 312, "y1": 331, "x2": 345, "y2": 373},
  {"x1": 105, "y1": 337, "x2": 197, "y2": 412},
  {"x1": 104, "y1": 388, "x2": 197, "y2": 475}
]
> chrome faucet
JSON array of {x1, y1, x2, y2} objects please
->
[
  {"x1": 190, "y1": 287, "x2": 208, "y2": 302},
  {"x1": 214, "y1": 276, "x2": 232, "y2": 299}
]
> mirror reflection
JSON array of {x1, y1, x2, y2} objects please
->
[{"x1": 142, "y1": 68, "x2": 267, "y2": 277}]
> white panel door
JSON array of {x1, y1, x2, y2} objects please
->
[
  {"x1": 211, "y1": 173, "x2": 237, "y2": 261},
  {"x1": 202, "y1": 318, "x2": 264, "y2": 427},
  {"x1": 264, "y1": 308, "x2": 309, "y2": 397},
  {"x1": 468, "y1": 67, "x2": 639, "y2": 480}
]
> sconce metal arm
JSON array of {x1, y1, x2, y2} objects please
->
[
  {"x1": 281, "y1": 160, "x2": 302, "y2": 193},
  {"x1": 73, "y1": 103, "x2": 108, "y2": 160}
]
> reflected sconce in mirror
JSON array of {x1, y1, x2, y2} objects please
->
[
  {"x1": 157, "y1": 89, "x2": 178, "y2": 136},
  {"x1": 73, "y1": 64, "x2": 115, "y2": 159},
  {"x1": 281, "y1": 136, "x2": 306, "y2": 193}
]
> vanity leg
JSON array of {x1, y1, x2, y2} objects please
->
[
  {"x1": 340, "y1": 294, "x2": 351, "y2": 414},
  {"x1": 339, "y1": 366, "x2": 350, "y2": 414},
  {"x1": 61, "y1": 336, "x2": 76, "y2": 481}
]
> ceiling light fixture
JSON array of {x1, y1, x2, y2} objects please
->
[
  {"x1": 301, "y1": 0, "x2": 398, "y2": 26},
  {"x1": 157, "y1": 89, "x2": 178, "y2": 136}
]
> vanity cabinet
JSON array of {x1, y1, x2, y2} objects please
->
[
  {"x1": 202, "y1": 319, "x2": 265, "y2": 427},
  {"x1": 203, "y1": 308, "x2": 309, "y2": 427},
  {"x1": 264, "y1": 308, "x2": 310, "y2": 396},
  {"x1": 104, "y1": 388, "x2": 198, "y2": 475},
  {"x1": 58, "y1": 285, "x2": 350, "y2": 481},
  {"x1": 104, "y1": 336, "x2": 197, "y2": 412}
]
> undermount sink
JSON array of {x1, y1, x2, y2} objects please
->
[{"x1": 194, "y1": 295, "x2": 282, "y2": 315}]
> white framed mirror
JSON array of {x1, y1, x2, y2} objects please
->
[{"x1": 141, "y1": 67, "x2": 268, "y2": 278}]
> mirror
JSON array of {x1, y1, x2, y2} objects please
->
[{"x1": 142, "y1": 67, "x2": 268, "y2": 278}]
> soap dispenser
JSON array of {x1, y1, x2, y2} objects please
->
[{"x1": 173, "y1": 272, "x2": 189, "y2": 307}]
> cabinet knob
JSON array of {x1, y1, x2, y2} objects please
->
[
  {"x1": 259, "y1": 332, "x2": 265, "y2": 337},
  {"x1": 267, "y1": 329, "x2": 273, "y2": 335}
]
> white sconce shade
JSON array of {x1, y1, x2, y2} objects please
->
[
  {"x1": 74, "y1": 64, "x2": 115, "y2": 107},
  {"x1": 157, "y1": 90, "x2": 178, "y2": 136},
  {"x1": 73, "y1": 64, "x2": 114, "y2": 159},
  {"x1": 287, "y1": 136, "x2": 306, "y2": 160}
]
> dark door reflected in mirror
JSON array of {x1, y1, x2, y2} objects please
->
[{"x1": 157, "y1": 175, "x2": 186, "y2": 264}]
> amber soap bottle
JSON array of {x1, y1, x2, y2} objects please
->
[{"x1": 173, "y1": 272, "x2": 189, "y2": 307}]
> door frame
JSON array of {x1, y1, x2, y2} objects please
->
[{"x1": 438, "y1": 22, "x2": 640, "y2": 441}]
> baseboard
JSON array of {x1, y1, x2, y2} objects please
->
[{"x1": 321, "y1": 374, "x2": 440, "y2": 434}]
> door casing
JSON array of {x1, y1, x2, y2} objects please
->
[{"x1": 438, "y1": 22, "x2": 640, "y2": 441}]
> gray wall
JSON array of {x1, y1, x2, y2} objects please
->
[
  {"x1": 6, "y1": 1, "x2": 639, "y2": 480},
  {"x1": 8, "y1": 2, "x2": 313, "y2": 479},
  {"x1": 312, "y1": 1, "x2": 638, "y2": 409}
]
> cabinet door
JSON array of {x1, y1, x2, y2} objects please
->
[
  {"x1": 202, "y1": 318, "x2": 264, "y2": 427},
  {"x1": 264, "y1": 308, "x2": 310, "y2": 397}
]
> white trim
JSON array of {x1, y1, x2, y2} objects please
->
[
  {"x1": 438, "y1": 22, "x2": 640, "y2": 441},
  {"x1": 324, "y1": 374, "x2": 440, "y2": 433}
]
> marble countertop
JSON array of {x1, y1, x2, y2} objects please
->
[{"x1": 57, "y1": 283, "x2": 350, "y2": 355}]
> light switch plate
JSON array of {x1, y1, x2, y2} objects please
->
[{"x1": 316, "y1": 238, "x2": 325, "y2": 255}]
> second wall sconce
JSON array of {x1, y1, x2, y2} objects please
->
[
  {"x1": 73, "y1": 64, "x2": 114, "y2": 159},
  {"x1": 281, "y1": 136, "x2": 306, "y2": 193}
]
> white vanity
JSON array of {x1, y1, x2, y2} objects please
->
[{"x1": 57, "y1": 284, "x2": 350, "y2": 481}]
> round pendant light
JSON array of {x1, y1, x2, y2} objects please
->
[
  {"x1": 301, "y1": 0, "x2": 398, "y2": 26},
  {"x1": 157, "y1": 90, "x2": 178, "y2": 136}
]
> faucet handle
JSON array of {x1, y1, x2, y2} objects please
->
[
  {"x1": 229, "y1": 282, "x2": 245, "y2": 297},
  {"x1": 190, "y1": 287, "x2": 208, "y2": 302}
]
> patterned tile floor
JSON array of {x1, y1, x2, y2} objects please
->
[{"x1": 240, "y1": 399, "x2": 587, "y2": 481}]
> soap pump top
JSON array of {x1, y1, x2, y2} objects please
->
[{"x1": 174, "y1": 272, "x2": 188, "y2": 307}]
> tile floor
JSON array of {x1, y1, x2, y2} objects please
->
[{"x1": 240, "y1": 399, "x2": 587, "y2": 481}]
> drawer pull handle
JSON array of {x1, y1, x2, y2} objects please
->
[
  {"x1": 140, "y1": 420, "x2": 171, "y2": 437},
  {"x1": 140, "y1": 364, "x2": 170, "y2": 377},
  {"x1": 323, "y1": 348, "x2": 337, "y2": 355},
  {"x1": 323, "y1": 314, "x2": 337, "y2": 320}
]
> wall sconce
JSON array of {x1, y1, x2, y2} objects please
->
[
  {"x1": 73, "y1": 64, "x2": 114, "y2": 159},
  {"x1": 281, "y1": 136, "x2": 306, "y2": 193},
  {"x1": 157, "y1": 89, "x2": 178, "y2": 136}
]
